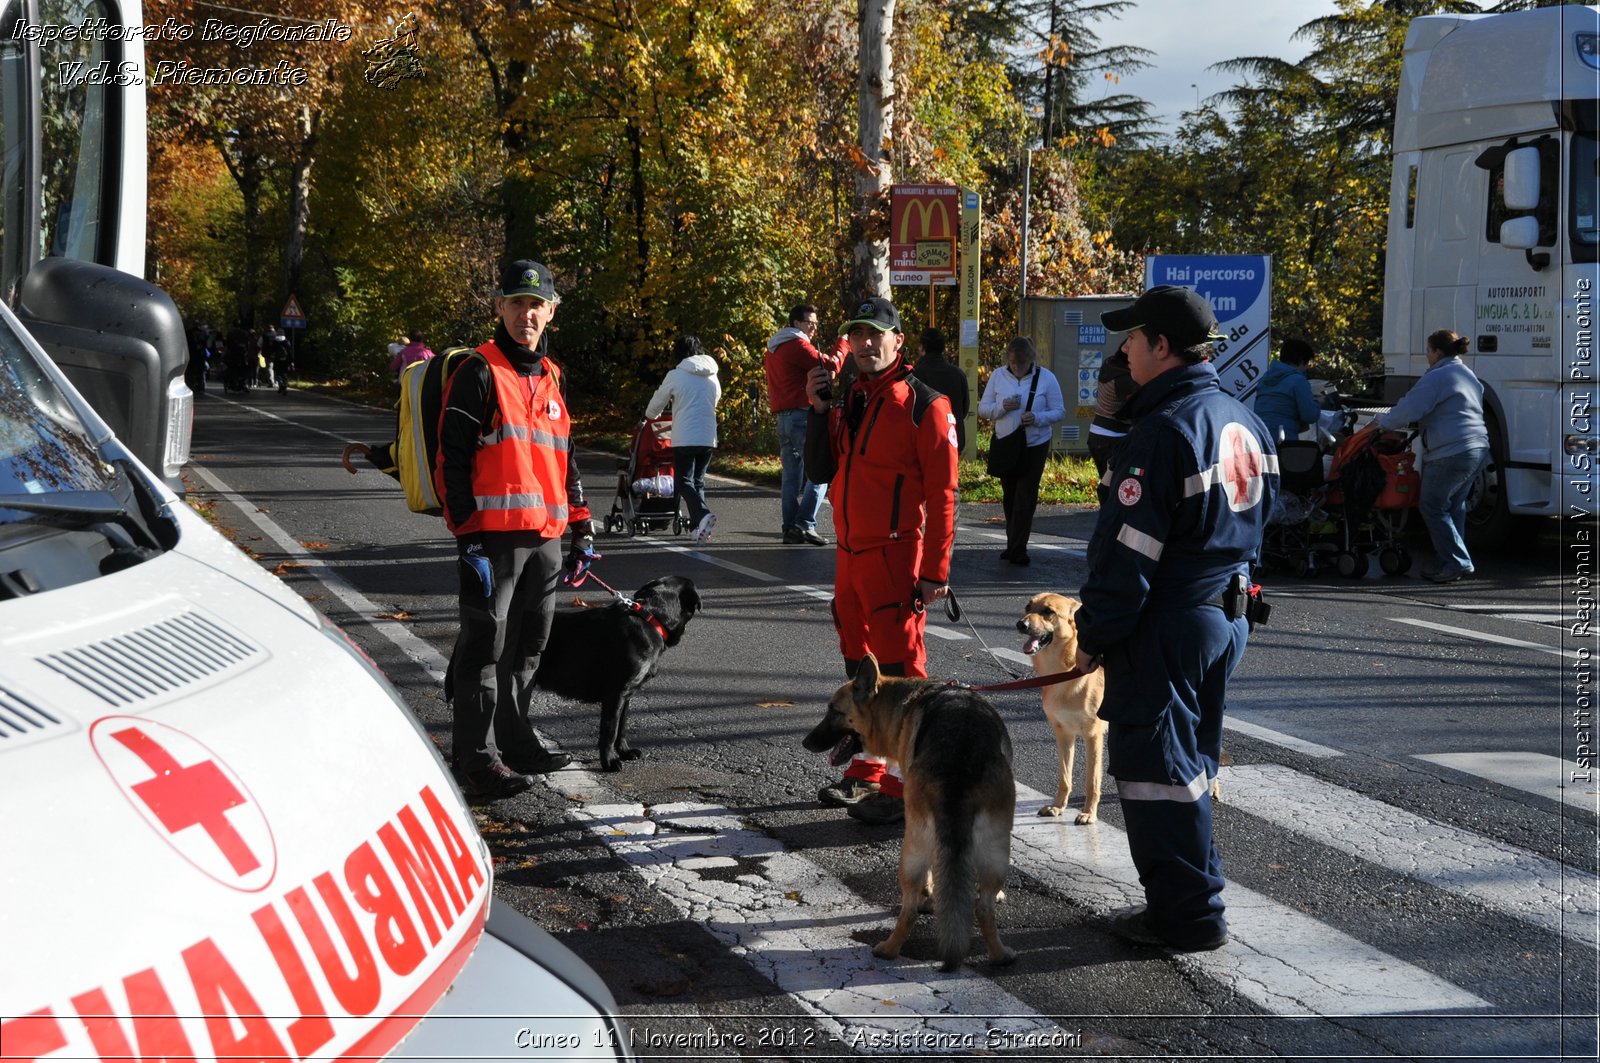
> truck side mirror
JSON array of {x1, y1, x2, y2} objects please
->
[
  {"x1": 1502, "y1": 146, "x2": 1541, "y2": 211},
  {"x1": 1500, "y1": 215, "x2": 1539, "y2": 249}
]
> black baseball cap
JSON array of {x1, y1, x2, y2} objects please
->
[
  {"x1": 498, "y1": 260, "x2": 559, "y2": 303},
  {"x1": 843, "y1": 296, "x2": 902, "y2": 334},
  {"x1": 1102, "y1": 285, "x2": 1224, "y2": 348}
]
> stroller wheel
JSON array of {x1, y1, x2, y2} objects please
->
[
  {"x1": 1378, "y1": 546, "x2": 1411, "y2": 577},
  {"x1": 1336, "y1": 551, "x2": 1369, "y2": 580},
  {"x1": 605, "y1": 514, "x2": 624, "y2": 535},
  {"x1": 633, "y1": 520, "x2": 647, "y2": 537},
  {"x1": 1293, "y1": 556, "x2": 1312, "y2": 579},
  {"x1": 672, "y1": 518, "x2": 684, "y2": 535}
]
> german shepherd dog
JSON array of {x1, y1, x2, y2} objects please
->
[
  {"x1": 802, "y1": 654, "x2": 1016, "y2": 971},
  {"x1": 1016, "y1": 592, "x2": 1107, "y2": 823},
  {"x1": 536, "y1": 575, "x2": 700, "y2": 771}
]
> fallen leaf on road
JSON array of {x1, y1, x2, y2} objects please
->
[
  {"x1": 272, "y1": 561, "x2": 303, "y2": 576},
  {"x1": 376, "y1": 610, "x2": 414, "y2": 621},
  {"x1": 757, "y1": 700, "x2": 795, "y2": 708},
  {"x1": 300, "y1": 540, "x2": 330, "y2": 550}
]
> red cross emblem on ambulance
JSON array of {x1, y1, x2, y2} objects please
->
[
  {"x1": 1218, "y1": 422, "x2": 1266, "y2": 512},
  {"x1": 90, "y1": 716, "x2": 278, "y2": 892}
]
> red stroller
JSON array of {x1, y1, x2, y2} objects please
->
[
  {"x1": 603, "y1": 414, "x2": 684, "y2": 536},
  {"x1": 1322, "y1": 424, "x2": 1420, "y2": 578}
]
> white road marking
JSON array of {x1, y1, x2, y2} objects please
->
[
  {"x1": 1007, "y1": 780, "x2": 1486, "y2": 1015},
  {"x1": 1222, "y1": 718, "x2": 1346, "y2": 759},
  {"x1": 569, "y1": 794, "x2": 1071, "y2": 1052},
  {"x1": 1389, "y1": 617, "x2": 1580, "y2": 659},
  {"x1": 1225, "y1": 764, "x2": 1598, "y2": 948},
  {"x1": 569, "y1": 772, "x2": 1487, "y2": 1023},
  {"x1": 188, "y1": 463, "x2": 448, "y2": 683},
  {"x1": 924, "y1": 625, "x2": 970, "y2": 641},
  {"x1": 210, "y1": 393, "x2": 355, "y2": 443},
  {"x1": 643, "y1": 538, "x2": 781, "y2": 582},
  {"x1": 788, "y1": 584, "x2": 835, "y2": 602},
  {"x1": 1413, "y1": 751, "x2": 1600, "y2": 810}
]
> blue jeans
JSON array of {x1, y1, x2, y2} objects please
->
[
  {"x1": 778, "y1": 408, "x2": 826, "y2": 533},
  {"x1": 673, "y1": 446, "x2": 713, "y2": 526},
  {"x1": 1419, "y1": 447, "x2": 1489, "y2": 574}
]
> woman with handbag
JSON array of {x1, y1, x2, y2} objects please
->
[{"x1": 978, "y1": 336, "x2": 1066, "y2": 564}]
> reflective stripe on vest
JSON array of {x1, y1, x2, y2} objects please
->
[{"x1": 448, "y1": 342, "x2": 572, "y2": 537}]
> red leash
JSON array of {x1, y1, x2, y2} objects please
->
[{"x1": 953, "y1": 666, "x2": 1093, "y2": 693}]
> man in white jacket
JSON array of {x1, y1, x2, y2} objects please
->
[{"x1": 647, "y1": 335, "x2": 724, "y2": 541}]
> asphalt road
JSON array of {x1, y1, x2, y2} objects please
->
[{"x1": 190, "y1": 386, "x2": 1598, "y2": 1061}]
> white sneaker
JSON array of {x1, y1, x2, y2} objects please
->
[{"x1": 693, "y1": 513, "x2": 716, "y2": 542}]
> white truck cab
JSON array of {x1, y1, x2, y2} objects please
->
[{"x1": 1383, "y1": 5, "x2": 1600, "y2": 543}]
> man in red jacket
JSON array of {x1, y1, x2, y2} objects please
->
[
  {"x1": 803, "y1": 296, "x2": 959, "y2": 824},
  {"x1": 765, "y1": 303, "x2": 847, "y2": 544}
]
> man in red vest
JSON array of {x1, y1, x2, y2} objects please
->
[{"x1": 438, "y1": 260, "x2": 593, "y2": 799}]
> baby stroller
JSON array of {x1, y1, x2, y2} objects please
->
[
  {"x1": 604, "y1": 414, "x2": 685, "y2": 537},
  {"x1": 1263, "y1": 418, "x2": 1420, "y2": 579},
  {"x1": 1323, "y1": 425, "x2": 1419, "y2": 578}
]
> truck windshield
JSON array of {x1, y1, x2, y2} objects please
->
[
  {"x1": 0, "y1": 316, "x2": 113, "y2": 514},
  {"x1": 1576, "y1": 132, "x2": 1599, "y2": 263}
]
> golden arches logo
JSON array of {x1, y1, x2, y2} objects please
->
[{"x1": 898, "y1": 196, "x2": 954, "y2": 243}]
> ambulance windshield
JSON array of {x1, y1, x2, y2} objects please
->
[{"x1": 0, "y1": 315, "x2": 117, "y2": 520}]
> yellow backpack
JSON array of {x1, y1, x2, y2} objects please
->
[{"x1": 395, "y1": 346, "x2": 475, "y2": 514}]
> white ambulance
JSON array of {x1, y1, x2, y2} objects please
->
[
  {"x1": 0, "y1": 301, "x2": 634, "y2": 1058},
  {"x1": 0, "y1": 0, "x2": 631, "y2": 1053}
]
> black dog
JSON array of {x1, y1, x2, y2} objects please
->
[{"x1": 536, "y1": 575, "x2": 700, "y2": 771}]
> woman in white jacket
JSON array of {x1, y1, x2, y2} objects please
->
[
  {"x1": 977, "y1": 336, "x2": 1066, "y2": 564},
  {"x1": 646, "y1": 335, "x2": 723, "y2": 541}
]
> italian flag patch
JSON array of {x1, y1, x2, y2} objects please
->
[{"x1": 1127, "y1": 466, "x2": 1146, "y2": 476}]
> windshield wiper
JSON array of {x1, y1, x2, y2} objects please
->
[{"x1": 0, "y1": 490, "x2": 125, "y2": 520}]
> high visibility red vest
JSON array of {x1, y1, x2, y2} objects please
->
[{"x1": 440, "y1": 342, "x2": 573, "y2": 538}]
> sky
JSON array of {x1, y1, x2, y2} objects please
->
[{"x1": 1101, "y1": 0, "x2": 1342, "y2": 134}]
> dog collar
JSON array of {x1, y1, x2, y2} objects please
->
[{"x1": 627, "y1": 600, "x2": 671, "y2": 641}]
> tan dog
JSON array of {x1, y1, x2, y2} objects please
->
[
  {"x1": 802, "y1": 654, "x2": 1016, "y2": 971},
  {"x1": 1017, "y1": 592, "x2": 1107, "y2": 824}
]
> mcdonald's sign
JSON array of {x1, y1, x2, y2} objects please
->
[{"x1": 890, "y1": 184, "x2": 960, "y2": 282}]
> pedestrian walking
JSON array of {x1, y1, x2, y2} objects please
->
[
  {"x1": 765, "y1": 303, "x2": 847, "y2": 544},
  {"x1": 1374, "y1": 328, "x2": 1489, "y2": 583},
  {"x1": 645, "y1": 335, "x2": 723, "y2": 542},
  {"x1": 804, "y1": 295, "x2": 959, "y2": 826},
  {"x1": 977, "y1": 337, "x2": 1065, "y2": 564},
  {"x1": 391, "y1": 331, "x2": 435, "y2": 379},
  {"x1": 910, "y1": 328, "x2": 970, "y2": 454},
  {"x1": 1075, "y1": 284, "x2": 1278, "y2": 953},
  {"x1": 439, "y1": 259, "x2": 594, "y2": 799}
]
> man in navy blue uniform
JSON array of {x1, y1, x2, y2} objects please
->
[{"x1": 1074, "y1": 285, "x2": 1278, "y2": 952}]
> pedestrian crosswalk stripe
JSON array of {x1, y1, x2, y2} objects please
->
[
  {"x1": 571, "y1": 796, "x2": 1072, "y2": 1048},
  {"x1": 1390, "y1": 616, "x2": 1578, "y2": 659},
  {"x1": 787, "y1": 584, "x2": 834, "y2": 602},
  {"x1": 568, "y1": 766, "x2": 1488, "y2": 1022},
  {"x1": 1413, "y1": 751, "x2": 1599, "y2": 810},
  {"x1": 1224, "y1": 764, "x2": 1598, "y2": 948},
  {"x1": 1222, "y1": 717, "x2": 1346, "y2": 758},
  {"x1": 1008, "y1": 782, "x2": 1487, "y2": 1015}
]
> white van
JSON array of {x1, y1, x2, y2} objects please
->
[{"x1": 0, "y1": 299, "x2": 632, "y2": 1058}]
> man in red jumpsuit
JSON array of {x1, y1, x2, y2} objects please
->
[{"x1": 802, "y1": 296, "x2": 959, "y2": 824}]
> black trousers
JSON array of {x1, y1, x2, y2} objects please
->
[
  {"x1": 450, "y1": 533, "x2": 562, "y2": 773},
  {"x1": 999, "y1": 441, "x2": 1050, "y2": 556}
]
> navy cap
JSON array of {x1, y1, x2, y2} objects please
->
[
  {"x1": 498, "y1": 260, "x2": 559, "y2": 303},
  {"x1": 1102, "y1": 285, "x2": 1224, "y2": 349}
]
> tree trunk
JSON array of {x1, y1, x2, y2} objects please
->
[
  {"x1": 282, "y1": 104, "x2": 319, "y2": 305},
  {"x1": 850, "y1": 0, "x2": 893, "y2": 301}
]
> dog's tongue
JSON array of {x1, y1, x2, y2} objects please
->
[
  {"x1": 828, "y1": 733, "x2": 862, "y2": 767},
  {"x1": 1022, "y1": 635, "x2": 1044, "y2": 655}
]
